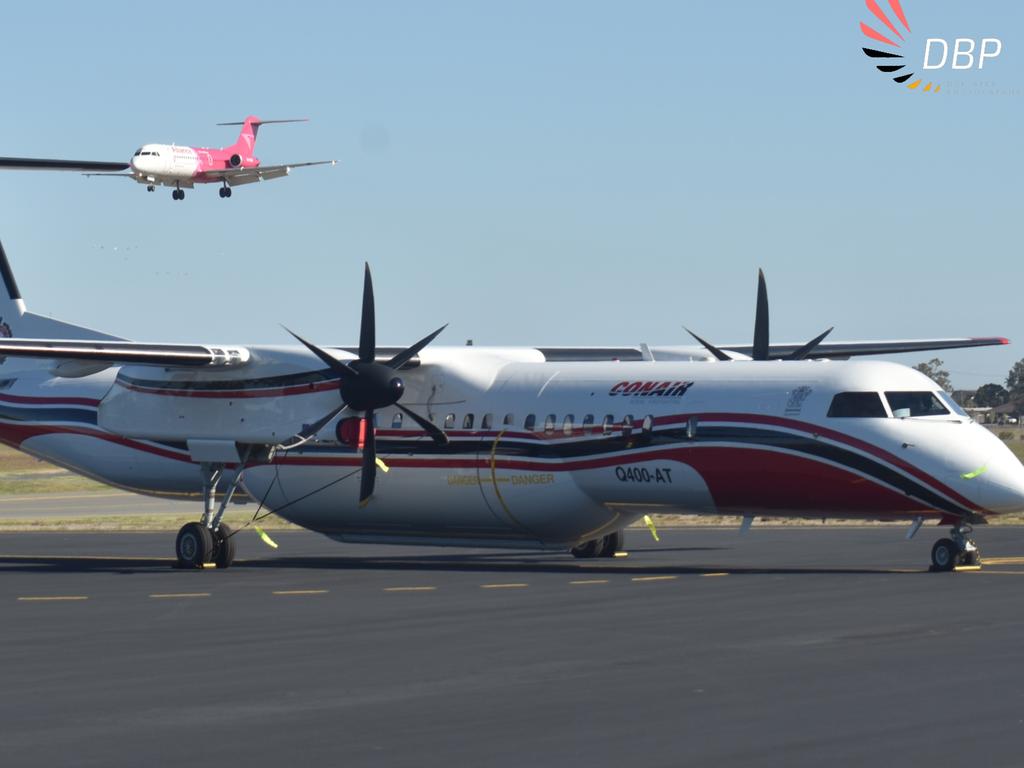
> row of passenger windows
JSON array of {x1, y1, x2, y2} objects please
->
[
  {"x1": 827, "y1": 391, "x2": 963, "y2": 418},
  {"x1": 381, "y1": 411, "x2": 653, "y2": 436}
]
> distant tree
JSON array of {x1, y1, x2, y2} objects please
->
[
  {"x1": 1007, "y1": 359, "x2": 1024, "y2": 399},
  {"x1": 974, "y1": 383, "x2": 1009, "y2": 407},
  {"x1": 914, "y1": 358, "x2": 953, "y2": 392}
]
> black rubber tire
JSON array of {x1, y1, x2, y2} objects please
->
[
  {"x1": 213, "y1": 523, "x2": 236, "y2": 569},
  {"x1": 598, "y1": 530, "x2": 625, "y2": 558},
  {"x1": 175, "y1": 522, "x2": 212, "y2": 568},
  {"x1": 218, "y1": 188, "x2": 225, "y2": 198},
  {"x1": 224, "y1": 187, "x2": 232, "y2": 197},
  {"x1": 570, "y1": 539, "x2": 600, "y2": 559},
  {"x1": 931, "y1": 538, "x2": 959, "y2": 571}
]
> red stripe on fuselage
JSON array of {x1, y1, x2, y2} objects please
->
[{"x1": 0, "y1": 392, "x2": 101, "y2": 407}]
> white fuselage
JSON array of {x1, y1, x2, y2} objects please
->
[
  {"x1": 2, "y1": 346, "x2": 1022, "y2": 550},
  {"x1": 129, "y1": 144, "x2": 200, "y2": 187}
]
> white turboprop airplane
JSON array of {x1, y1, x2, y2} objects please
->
[{"x1": 0, "y1": 241, "x2": 1020, "y2": 573}]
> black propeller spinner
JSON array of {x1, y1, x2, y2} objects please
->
[
  {"x1": 685, "y1": 269, "x2": 833, "y2": 362},
  {"x1": 284, "y1": 264, "x2": 449, "y2": 504}
]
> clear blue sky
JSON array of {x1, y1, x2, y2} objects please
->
[{"x1": 0, "y1": 1, "x2": 1020, "y2": 388}]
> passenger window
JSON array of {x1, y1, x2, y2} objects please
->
[
  {"x1": 827, "y1": 392, "x2": 887, "y2": 418},
  {"x1": 524, "y1": 414, "x2": 536, "y2": 431},
  {"x1": 563, "y1": 414, "x2": 574, "y2": 436},
  {"x1": 444, "y1": 413, "x2": 456, "y2": 429},
  {"x1": 622, "y1": 414, "x2": 634, "y2": 438},
  {"x1": 503, "y1": 413, "x2": 515, "y2": 426},
  {"x1": 544, "y1": 414, "x2": 556, "y2": 434},
  {"x1": 481, "y1": 413, "x2": 493, "y2": 430},
  {"x1": 602, "y1": 415, "x2": 615, "y2": 435},
  {"x1": 885, "y1": 391, "x2": 950, "y2": 418},
  {"x1": 463, "y1": 413, "x2": 475, "y2": 429},
  {"x1": 582, "y1": 414, "x2": 595, "y2": 433},
  {"x1": 391, "y1": 412, "x2": 403, "y2": 429}
]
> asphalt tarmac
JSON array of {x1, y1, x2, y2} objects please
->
[{"x1": 3, "y1": 524, "x2": 1024, "y2": 768}]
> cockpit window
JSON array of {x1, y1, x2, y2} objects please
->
[
  {"x1": 937, "y1": 391, "x2": 969, "y2": 418},
  {"x1": 827, "y1": 392, "x2": 887, "y2": 418},
  {"x1": 133, "y1": 149, "x2": 142, "y2": 157},
  {"x1": 885, "y1": 391, "x2": 950, "y2": 418}
]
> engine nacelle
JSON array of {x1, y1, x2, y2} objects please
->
[{"x1": 229, "y1": 153, "x2": 243, "y2": 168}]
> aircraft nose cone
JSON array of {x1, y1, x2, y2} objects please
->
[{"x1": 979, "y1": 446, "x2": 1024, "y2": 515}]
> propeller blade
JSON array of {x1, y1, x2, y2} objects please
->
[
  {"x1": 684, "y1": 327, "x2": 731, "y2": 362},
  {"x1": 359, "y1": 411, "x2": 376, "y2": 505},
  {"x1": 359, "y1": 263, "x2": 376, "y2": 364},
  {"x1": 387, "y1": 324, "x2": 448, "y2": 370},
  {"x1": 282, "y1": 326, "x2": 356, "y2": 378},
  {"x1": 785, "y1": 327, "x2": 834, "y2": 361},
  {"x1": 753, "y1": 269, "x2": 770, "y2": 361},
  {"x1": 397, "y1": 403, "x2": 449, "y2": 445},
  {"x1": 295, "y1": 403, "x2": 348, "y2": 441}
]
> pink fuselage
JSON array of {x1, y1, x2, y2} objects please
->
[{"x1": 129, "y1": 143, "x2": 259, "y2": 187}]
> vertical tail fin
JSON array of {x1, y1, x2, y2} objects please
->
[
  {"x1": 231, "y1": 115, "x2": 262, "y2": 154},
  {"x1": 216, "y1": 117, "x2": 310, "y2": 155},
  {"x1": 0, "y1": 240, "x2": 25, "y2": 336}
]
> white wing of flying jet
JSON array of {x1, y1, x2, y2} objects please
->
[{"x1": 197, "y1": 160, "x2": 337, "y2": 186}]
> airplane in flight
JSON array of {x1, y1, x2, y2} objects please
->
[
  {"x1": 0, "y1": 240, "x2": 1019, "y2": 573},
  {"x1": 0, "y1": 116, "x2": 335, "y2": 200}
]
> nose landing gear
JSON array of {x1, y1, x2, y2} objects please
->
[{"x1": 930, "y1": 523, "x2": 981, "y2": 571}]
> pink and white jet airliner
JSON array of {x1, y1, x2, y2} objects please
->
[{"x1": 0, "y1": 116, "x2": 335, "y2": 200}]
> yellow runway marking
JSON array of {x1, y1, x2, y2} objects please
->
[
  {"x1": 149, "y1": 592, "x2": 210, "y2": 599},
  {"x1": 570, "y1": 579, "x2": 609, "y2": 585},
  {"x1": 480, "y1": 582, "x2": 528, "y2": 589},
  {"x1": 383, "y1": 586, "x2": 437, "y2": 593},
  {"x1": 631, "y1": 575, "x2": 678, "y2": 583},
  {"x1": 959, "y1": 570, "x2": 1024, "y2": 575},
  {"x1": 17, "y1": 595, "x2": 88, "y2": 602},
  {"x1": 982, "y1": 557, "x2": 1024, "y2": 565},
  {"x1": 702, "y1": 572, "x2": 729, "y2": 577},
  {"x1": 272, "y1": 589, "x2": 328, "y2": 596}
]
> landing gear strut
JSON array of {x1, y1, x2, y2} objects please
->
[
  {"x1": 571, "y1": 530, "x2": 625, "y2": 559},
  {"x1": 174, "y1": 454, "x2": 251, "y2": 569},
  {"x1": 930, "y1": 523, "x2": 981, "y2": 571}
]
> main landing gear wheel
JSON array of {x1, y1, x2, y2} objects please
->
[
  {"x1": 172, "y1": 188, "x2": 185, "y2": 201},
  {"x1": 212, "y1": 523, "x2": 236, "y2": 569},
  {"x1": 175, "y1": 522, "x2": 212, "y2": 569},
  {"x1": 218, "y1": 186, "x2": 232, "y2": 198},
  {"x1": 930, "y1": 523, "x2": 983, "y2": 571},
  {"x1": 931, "y1": 538, "x2": 958, "y2": 572},
  {"x1": 571, "y1": 530, "x2": 625, "y2": 559}
]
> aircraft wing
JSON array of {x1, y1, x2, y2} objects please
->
[
  {"x1": 0, "y1": 157, "x2": 129, "y2": 172},
  {"x1": 728, "y1": 336, "x2": 1009, "y2": 360},
  {"x1": 0, "y1": 339, "x2": 250, "y2": 368},
  {"x1": 200, "y1": 160, "x2": 337, "y2": 187}
]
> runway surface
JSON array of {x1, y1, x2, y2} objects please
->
[
  {"x1": 0, "y1": 490, "x2": 189, "y2": 519},
  {"x1": 3, "y1": 525, "x2": 1024, "y2": 767}
]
